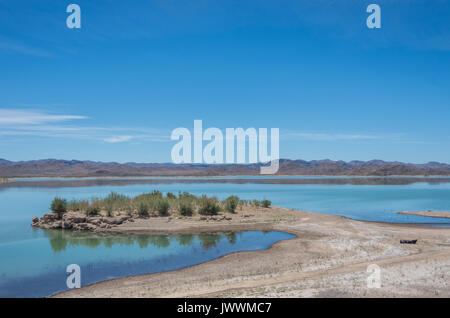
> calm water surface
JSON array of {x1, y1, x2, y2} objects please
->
[
  {"x1": 1, "y1": 177, "x2": 449, "y2": 297},
  {"x1": 0, "y1": 230, "x2": 293, "y2": 297}
]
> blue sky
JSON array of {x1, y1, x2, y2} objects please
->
[{"x1": 0, "y1": 0, "x2": 449, "y2": 163}]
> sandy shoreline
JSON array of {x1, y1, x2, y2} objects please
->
[
  {"x1": 398, "y1": 211, "x2": 450, "y2": 220},
  {"x1": 55, "y1": 207, "x2": 450, "y2": 298}
]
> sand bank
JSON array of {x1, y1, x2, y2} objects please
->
[
  {"x1": 398, "y1": 211, "x2": 450, "y2": 220},
  {"x1": 55, "y1": 207, "x2": 450, "y2": 298}
]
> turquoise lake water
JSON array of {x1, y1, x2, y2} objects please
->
[
  {"x1": 1, "y1": 177, "x2": 450, "y2": 297},
  {"x1": 0, "y1": 230, "x2": 293, "y2": 297}
]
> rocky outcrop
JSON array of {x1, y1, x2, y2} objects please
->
[
  {"x1": 199, "y1": 215, "x2": 233, "y2": 221},
  {"x1": 31, "y1": 212, "x2": 131, "y2": 232}
]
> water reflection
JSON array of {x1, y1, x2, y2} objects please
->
[
  {"x1": 3, "y1": 176, "x2": 450, "y2": 191},
  {"x1": 43, "y1": 229, "x2": 246, "y2": 252},
  {"x1": 0, "y1": 229, "x2": 294, "y2": 297}
]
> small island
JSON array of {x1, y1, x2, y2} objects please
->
[{"x1": 32, "y1": 191, "x2": 273, "y2": 232}]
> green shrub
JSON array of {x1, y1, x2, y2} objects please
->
[
  {"x1": 198, "y1": 196, "x2": 220, "y2": 215},
  {"x1": 261, "y1": 199, "x2": 271, "y2": 208},
  {"x1": 68, "y1": 199, "x2": 89, "y2": 212},
  {"x1": 179, "y1": 201, "x2": 194, "y2": 216},
  {"x1": 105, "y1": 203, "x2": 113, "y2": 217},
  {"x1": 104, "y1": 192, "x2": 129, "y2": 211},
  {"x1": 126, "y1": 204, "x2": 134, "y2": 217},
  {"x1": 178, "y1": 191, "x2": 196, "y2": 200},
  {"x1": 86, "y1": 205, "x2": 100, "y2": 216},
  {"x1": 137, "y1": 202, "x2": 149, "y2": 217},
  {"x1": 225, "y1": 195, "x2": 239, "y2": 213},
  {"x1": 151, "y1": 190, "x2": 162, "y2": 198},
  {"x1": 108, "y1": 191, "x2": 127, "y2": 200},
  {"x1": 157, "y1": 199, "x2": 170, "y2": 216},
  {"x1": 50, "y1": 197, "x2": 67, "y2": 218},
  {"x1": 166, "y1": 192, "x2": 176, "y2": 200},
  {"x1": 252, "y1": 200, "x2": 260, "y2": 207},
  {"x1": 238, "y1": 199, "x2": 249, "y2": 207}
]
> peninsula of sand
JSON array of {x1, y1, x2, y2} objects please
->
[
  {"x1": 398, "y1": 211, "x2": 450, "y2": 220},
  {"x1": 33, "y1": 192, "x2": 450, "y2": 298}
]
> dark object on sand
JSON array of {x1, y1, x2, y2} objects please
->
[{"x1": 400, "y1": 239, "x2": 417, "y2": 244}]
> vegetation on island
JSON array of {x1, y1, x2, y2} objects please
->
[
  {"x1": 50, "y1": 191, "x2": 271, "y2": 219},
  {"x1": 50, "y1": 197, "x2": 68, "y2": 219}
]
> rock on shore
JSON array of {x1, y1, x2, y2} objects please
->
[{"x1": 31, "y1": 212, "x2": 131, "y2": 231}]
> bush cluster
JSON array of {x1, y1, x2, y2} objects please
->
[
  {"x1": 225, "y1": 195, "x2": 239, "y2": 213},
  {"x1": 50, "y1": 197, "x2": 67, "y2": 219},
  {"x1": 198, "y1": 196, "x2": 221, "y2": 215},
  {"x1": 51, "y1": 191, "x2": 272, "y2": 218},
  {"x1": 86, "y1": 205, "x2": 100, "y2": 216},
  {"x1": 179, "y1": 200, "x2": 194, "y2": 216}
]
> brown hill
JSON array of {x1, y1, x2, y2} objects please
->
[{"x1": 0, "y1": 159, "x2": 449, "y2": 177}]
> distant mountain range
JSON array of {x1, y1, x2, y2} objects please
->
[{"x1": 0, "y1": 159, "x2": 449, "y2": 177}]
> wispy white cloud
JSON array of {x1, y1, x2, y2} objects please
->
[
  {"x1": 0, "y1": 109, "x2": 87, "y2": 125},
  {"x1": 0, "y1": 108, "x2": 169, "y2": 143},
  {"x1": 0, "y1": 39, "x2": 52, "y2": 57},
  {"x1": 104, "y1": 135, "x2": 134, "y2": 143}
]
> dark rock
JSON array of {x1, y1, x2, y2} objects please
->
[
  {"x1": 42, "y1": 212, "x2": 59, "y2": 221},
  {"x1": 64, "y1": 215, "x2": 86, "y2": 223},
  {"x1": 87, "y1": 218, "x2": 102, "y2": 226},
  {"x1": 32, "y1": 211, "x2": 133, "y2": 232},
  {"x1": 102, "y1": 216, "x2": 128, "y2": 225},
  {"x1": 62, "y1": 221, "x2": 73, "y2": 229},
  {"x1": 40, "y1": 221, "x2": 62, "y2": 229},
  {"x1": 400, "y1": 239, "x2": 417, "y2": 244}
]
